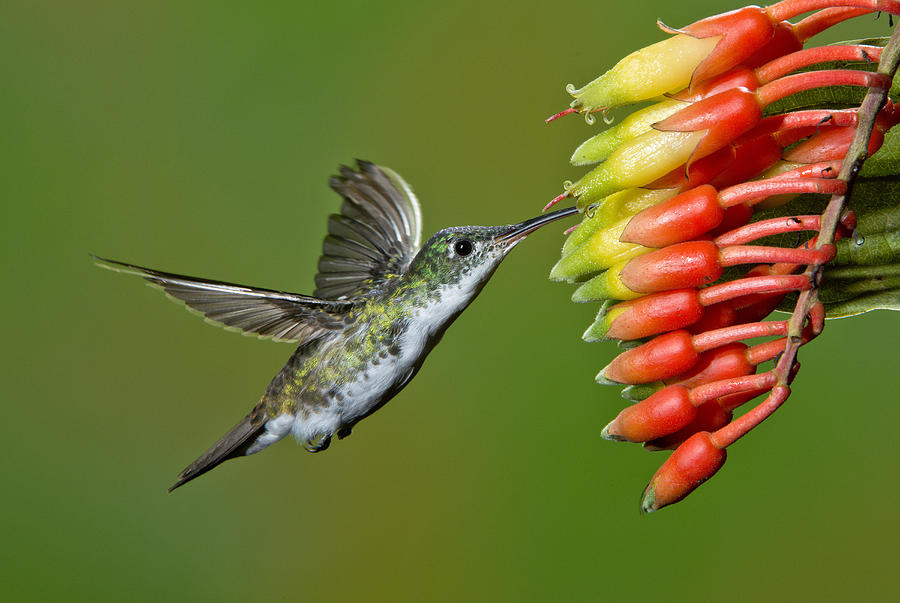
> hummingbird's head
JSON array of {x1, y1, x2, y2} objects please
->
[{"x1": 407, "y1": 206, "x2": 578, "y2": 299}]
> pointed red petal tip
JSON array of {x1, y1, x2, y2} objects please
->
[
  {"x1": 546, "y1": 107, "x2": 578, "y2": 123},
  {"x1": 543, "y1": 191, "x2": 570, "y2": 212}
]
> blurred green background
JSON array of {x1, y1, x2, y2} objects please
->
[{"x1": 3, "y1": 1, "x2": 897, "y2": 601}]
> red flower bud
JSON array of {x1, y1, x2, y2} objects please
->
[
  {"x1": 603, "y1": 348, "x2": 776, "y2": 443},
  {"x1": 621, "y1": 179, "x2": 843, "y2": 248},
  {"x1": 673, "y1": 43, "x2": 884, "y2": 102},
  {"x1": 597, "y1": 274, "x2": 810, "y2": 340},
  {"x1": 706, "y1": 204, "x2": 755, "y2": 238},
  {"x1": 641, "y1": 432, "x2": 726, "y2": 513},
  {"x1": 687, "y1": 301, "x2": 739, "y2": 333},
  {"x1": 653, "y1": 87, "x2": 763, "y2": 162},
  {"x1": 783, "y1": 105, "x2": 900, "y2": 162},
  {"x1": 575, "y1": 239, "x2": 832, "y2": 302},
  {"x1": 602, "y1": 290, "x2": 704, "y2": 340},
  {"x1": 667, "y1": 343, "x2": 754, "y2": 389},
  {"x1": 620, "y1": 241, "x2": 722, "y2": 293},
  {"x1": 644, "y1": 402, "x2": 733, "y2": 451},
  {"x1": 600, "y1": 330, "x2": 698, "y2": 384},
  {"x1": 740, "y1": 19, "x2": 803, "y2": 67},
  {"x1": 601, "y1": 321, "x2": 789, "y2": 384},
  {"x1": 602, "y1": 385, "x2": 696, "y2": 443},
  {"x1": 620, "y1": 185, "x2": 724, "y2": 248},
  {"x1": 668, "y1": 6, "x2": 775, "y2": 88}
]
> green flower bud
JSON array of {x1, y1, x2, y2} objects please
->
[{"x1": 571, "y1": 100, "x2": 686, "y2": 166}]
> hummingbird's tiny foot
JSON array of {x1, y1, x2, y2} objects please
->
[{"x1": 304, "y1": 434, "x2": 332, "y2": 453}]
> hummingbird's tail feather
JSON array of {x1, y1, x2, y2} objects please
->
[{"x1": 168, "y1": 408, "x2": 267, "y2": 493}]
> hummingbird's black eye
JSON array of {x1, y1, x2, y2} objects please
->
[{"x1": 453, "y1": 239, "x2": 474, "y2": 257}]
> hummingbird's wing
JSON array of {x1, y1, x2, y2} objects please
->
[
  {"x1": 315, "y1": 160, "x2": 422, "y2": 299},
  {"x1": 93, "y1": 256, "x2": 354, "y2": 343}
]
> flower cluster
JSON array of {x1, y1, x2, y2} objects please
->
[{"x1": 547, "y1": 0, "x2": 899, "y2": 512}]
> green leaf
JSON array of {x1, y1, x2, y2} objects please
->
[
  {"x1": 816, "y1": 202, "x2": 900, "y2": 316},
  {"x1": 833, "y1": 228, "x2": 900, "y2": 267},
  {"x1": 860, "y1": 128, "x2": 900, "y2": 177},
  {"x1": 820, "y1": 289, "x2": 900, "y2": 317}
]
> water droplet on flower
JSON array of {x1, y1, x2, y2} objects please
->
[
  {"x1": 602, "y1": 109, "x2": 614, "y2": 125},
  {"x1": 854, "y1": 231, "x2": 865, "y2": 246}
]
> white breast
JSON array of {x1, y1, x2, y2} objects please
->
[{"x1": 250, "y1": 278, "x2": 486, "y2": 455}]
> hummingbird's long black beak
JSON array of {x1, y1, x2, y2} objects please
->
[{"x1": 494, "y1": 206, "x2": 579, "y2": 245}]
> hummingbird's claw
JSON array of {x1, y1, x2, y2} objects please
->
[{"x1": 304, "y1": 434, "x2": 332, "y2": 453}]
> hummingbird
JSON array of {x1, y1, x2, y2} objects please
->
[{"x1": 95, "y1": 160, "x2": 576, "y2": 492}]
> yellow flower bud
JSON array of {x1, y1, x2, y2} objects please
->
[
  {"x1": 562, "y1": 188, "x2": 677, "y2": 255},
  {"x1": 550, "y1": 216, "x2": 651, "y2": 282},
  {"x1": 572, "y1": 130, "x2": 703, "y2": 209},
  {"x1": 567, "y1": 34, "x2": 720, "y2": 114}
]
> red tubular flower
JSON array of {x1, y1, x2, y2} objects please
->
[
  {"x1": 599, "y1": 320, "x2": 794, "y2": 384},
  {"x1": 668, "y1": 343, "x2": 756, "y2": 388},
  {"x1": 652, "y1": 69, "x2": 889, "y2": 164},
  {"x1": 620, "y1": 241, "x2": 725, "y2": 293},
  {"x1": 619, "y1": 240, "x2": 835, "y2": 295},
  {"x1": 602, "y1": 372, "x2": 776, "y2": 442},
  {"x1": 620, "y1": 177, "x2": 844, "y2": 248},
  {"x1": 644, "y1": 402, "x2": 733, "y2": 451},
  {"x1": 646, "y1": 105, "x2": 866, "y2": 192},
  {"x1": 647, "y1": 129, "x2": 794, "y2": 191},
  {"x1": 601, "y1": 302, "x2": 825, "y2": 386},
  {"x1": 571, "y1": 238, "x2": 836, "y2": 302},
  {"x1": 662, "y1": 6, "x2": 777, "y2": 88},
  {"x1": 593, "y1": 273, "x2": 812, "y2": 341},
  {"x1": 672, "y1": 43, "x2": 883, "y2": 102},
  {"x1": 602, "y1": 385, "x2": 697, "y2": 443},
  {"x1": 640, "y1": 432, "x2": 727, "y2": 513},
  {"x1": 784, "y1": 106, "x2": 899, "y2": 162}
]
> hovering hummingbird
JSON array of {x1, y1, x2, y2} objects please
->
[{"x1": 96, "y1": 161, "x2": 576, "y2": 491}]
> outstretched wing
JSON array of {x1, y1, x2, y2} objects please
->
[
  {"x1": 94, "y1": 256, "x2": 354, "y2": 343},
  {"x1": 315, "y1": 160, "x2": 423, "y2": 299}
]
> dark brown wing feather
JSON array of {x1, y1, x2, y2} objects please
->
[
  {"x1": 168, "y1": 405, "x2": 267, "y2": 492},
  {"x1": 314, "y1": 160, "x2": 422, "y2": 299},
  {"x1": 94, "y1": 256, "x2": 354, "y2": 343}
]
